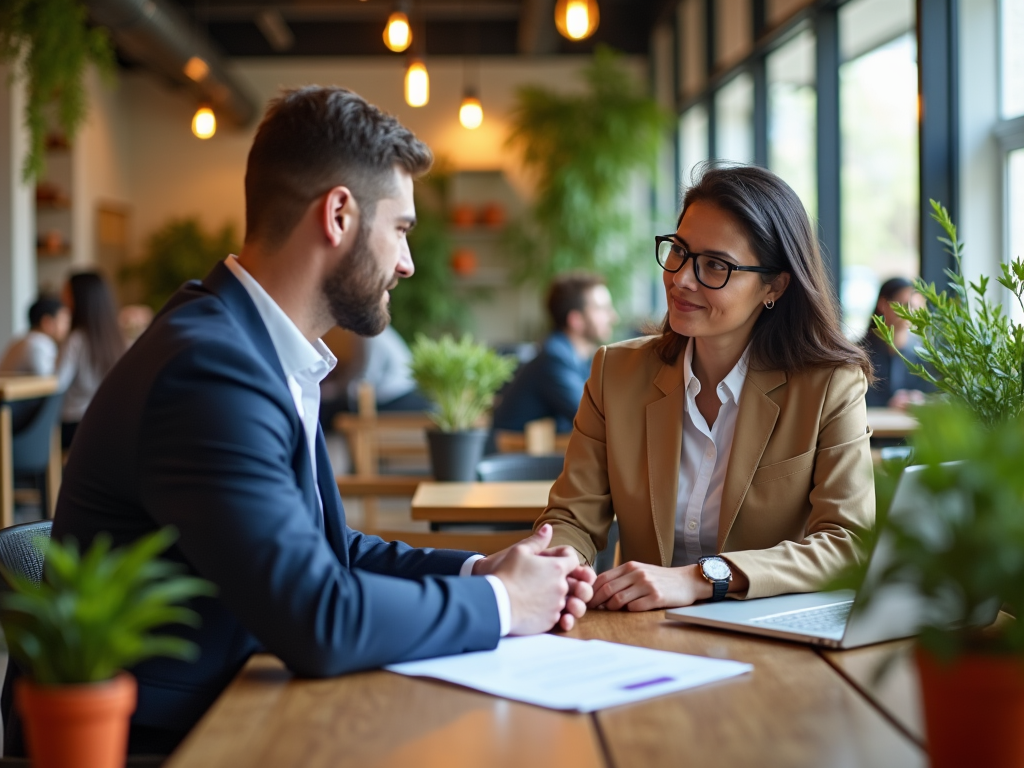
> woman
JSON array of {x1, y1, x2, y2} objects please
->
[
  {"x1": 860, "y1": 277, "x2": 929, "y2": 409},
  {"x1": 536, "y1": 165, "x2": 875, "y2": 611},
  {"x1": 57, "y1": 272, "x2": 126, "y2": 448}
]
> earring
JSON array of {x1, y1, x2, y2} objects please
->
[{"x1": 764, "y1": 299, "x2": 775, "y2": 310}]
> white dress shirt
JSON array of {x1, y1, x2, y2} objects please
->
[
  {"x1": 671, "y1": 338, "x2": 750, "y2": 568},
  {"x1": 224, "y1": 257, "x2": 510, "y2": 635},
  {"x1": 0, "y1": 330, "x2": 57, "y2": 375}
]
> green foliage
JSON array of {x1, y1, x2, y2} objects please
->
[
  {"x1": 125, "y1": 218, "x2": 241, "y2": 312},
  {"x1": 0, "y1": 528, "x2": 216, "y2": 685},
  {"x1": 0, "y1": 0, "x2": 114, "y2": 180},
  {"x1": 504, "y1": 46, "x2": 670, "y2": 297},
  {"x1": 853, "y1": 402, "x2": 1024, "y2": 660},
  {"x1": 409, "y1": 334, "x2": 515, "y2": 432},
  {"x1": 389, "y1": 177, "x2": 471, "y2": 340},
  {"x1": 873, "y1": 200, "x2": 1024, "y2": 428}
]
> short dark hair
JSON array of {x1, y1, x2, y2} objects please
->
[
  {"x1": 877, "y1": 276, "x2": 914, "y2": 303},
  {"x1": 27, "y1": 295, "x2": 64, "y2": 328},
  {"x1": 245, "y1": 86, "x2": 433, "y2": 247},
  {"x1": 653, "y1": 163, "x2": 872, "y2": 381},
  {"x1": 547, "y1": 272, "x2": 607, "y2": 332}
]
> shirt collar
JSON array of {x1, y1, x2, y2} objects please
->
[
  {"x1": 224, "y1": 256, "x2": 336, "y2": 380},
  {"x1": 682, "y1": 337, "x2": 750, "y2": 405}
]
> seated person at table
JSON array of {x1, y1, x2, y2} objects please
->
[
  {"x1": 31, "y1": 86, "x2": 594, "y2": 756},
  {"x1": 493, "y1": 272, "x2": 618, "y2": 435},
  {"x1": 535, "y1": 164, "x2": 875, "y2": 611},
  {"x1": 859, "y1": 277, "x2": 931, "y2": 409},
  {"x1": 0, "y1": 295, "x2": 69, "y2": 375}
]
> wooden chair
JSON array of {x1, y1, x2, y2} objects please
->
[{"x1": 493, "y1": 418, "x2": 571, "y2": 456}]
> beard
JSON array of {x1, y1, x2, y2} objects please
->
[{"x1": 321, "y1": 218, "x2": 396, "y2": 337}]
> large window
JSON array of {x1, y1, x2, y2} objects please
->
[
  {"x1": 838, "y1": 0, "x2": 918, "y2": 336},
  {"x1": 1001, "y1": 0, "x2": 1024, "y2": 119},
  {"x1": 714, "y1": 72, "x2": 754, "y2": 164},
  {"x1": 679, "y1": 104, "x2": 709, "y2": 188},
  {"x1": 767, "y1": 26, "x2": 817, "y2": 218}
]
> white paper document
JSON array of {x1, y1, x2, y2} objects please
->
[{"x1": 385, "y1": 634, "x2": 752, "y2": 712}]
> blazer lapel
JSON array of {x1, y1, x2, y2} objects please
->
[
  {"x1": 717, "y1": 368, "x2": 787, "y2": 550},
  {"x1": 646, "y1": 358, "x2": 686, "y2": 567}
]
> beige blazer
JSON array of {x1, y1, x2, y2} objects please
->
[{"x1": 538, "y1": 336, "x2": 875, "y2": 599}]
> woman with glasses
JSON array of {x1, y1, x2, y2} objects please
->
[{"x1": 535, "y1": 164, "x2": 875, "y2": 610}]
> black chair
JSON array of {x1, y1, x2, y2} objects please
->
[
  {"x1": 10, "y1": 394, "x2": 62, "y2": 516},
  {"x1": 475, "y1": 453, "x2": 565, "y2": 482},
  {"x1": 0, "y1": 520, "x2": 51, "y2": 588}
]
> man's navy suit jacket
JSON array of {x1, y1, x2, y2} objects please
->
[
  {"x1": 50, "y1": 262, "x2": 500, "y2": 737},
  {"x1": 492, "y1": 331, "x2": 591, "y2": 434}
]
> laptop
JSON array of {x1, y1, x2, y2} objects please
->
[{"x1": 665, "y1": 463, "x2": 998, "y2": 649}]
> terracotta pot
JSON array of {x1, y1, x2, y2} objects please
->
[
  {"x1": 916, "y1": 647, "x2": 1024, "y2": 768},
  {"x1": 450, "y1": 247, "x2": 478, "y2": 276},
  {"x1": 450, "y1": 204, "x2": 476, "y2": 228},
  {"x1": 16, "y1": 673, "x2": 138, "y2": 768}
]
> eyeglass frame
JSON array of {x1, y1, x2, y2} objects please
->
[{"x1": 654, "y1": 235, "x2": 779, "y2": 290}]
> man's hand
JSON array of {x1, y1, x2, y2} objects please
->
[
  {"x1": 589, "y1": 562, "x2": 711, "y2": 612},
  {"x1": 473, "y1": 525, "x2": 596, "y2": 631},
  {"x1": 487, "y1": 524, "x2": 591, "y2": 635}
]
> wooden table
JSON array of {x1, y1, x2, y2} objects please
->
[
  {"x1": 410, "y1": 480, "x2": 554, "y2": 524},
  {"x1": 165, "y1": 611, "x2": 925, "y2": 768},
  {"x1": 866, "y1": 408, "x2": 918, "y2": 440},
  {"x1": 0, "y1": 375, "x2": 59, "y2": 527}
]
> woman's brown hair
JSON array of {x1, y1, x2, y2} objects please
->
[{"x1": 652, "y1": 163, "x2": 873, "y2": 381}]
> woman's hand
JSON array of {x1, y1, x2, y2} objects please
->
[{"x1": 589, "y1": 562, "x2": 712, "y2": 611}]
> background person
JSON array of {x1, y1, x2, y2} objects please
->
[
  {"x1": 536, "y1": 164, "x2": 876, "y2": 611},
  {"x1": 0, "y1": 295, "x2": 69, "y2": 375},
  {"x1": 492, "y1": 272, "x2": 618, "y2": 435},
  {"x1": 859, "y1": 277, "x2": 931, "y2": 409},
  {"x1": 56, "y1": 271, "x2": 127, "y2": 449}
]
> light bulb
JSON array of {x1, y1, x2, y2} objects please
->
[
  {"x1": 405, "y1": 61, "x2": 429, "y2": 107},
  {"x1": 459, "y1": 96, "x2": 483, "y2": 129},
  {"x1": 554, "y1": 0, "x2": 599, "y2": 41},
  {"x1": 384, "y1": 11, "x2": 412, "y2": 52},
  {"x1": 192, "y1": 107, "x2": 216, "y2": 139}
]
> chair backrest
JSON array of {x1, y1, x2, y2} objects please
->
[
  {"x1": 476, "y1": 453, "x2": 565, "y2": 482},
  {"x1": 11, "y1": 393, "x2": 62, "y2": 473},
  {"x1": 0, "y1": 520, "x2": 52, "y2": 589}
]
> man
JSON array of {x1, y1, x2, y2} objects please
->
[
  {"x1": 0, "y1": 295, "x2": 69, "y2": 375},
  {"x1": 37, "y1": 87, "x2": 594, "y2": 754},
  {"x1": 493, "y1": 273, "x2": 618, "y2": 434}
]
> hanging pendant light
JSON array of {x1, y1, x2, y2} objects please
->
[
  {"x1": 459, "y1": 91, "x2": 483, "y2": 129},
  {"x1": 554, "y1": 0, "x2": 600, "y2": 41},
  {"x1": 192, "y1": 106, "x2": 216, "y2": 139},
  {"x1": 384, "y1": 10, "x2": 412, "y2": 52},
  {"x1": 405, "y1": 60, "x2": 429, "y2": 107}
]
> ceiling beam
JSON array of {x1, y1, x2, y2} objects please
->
[{"x1": 517, "y1": 0, "x2": 559, "y2": 54}]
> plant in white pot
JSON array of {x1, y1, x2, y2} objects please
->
[
  {"x1": 0, "y1": 528, "x2": 214, "y2": 768},
  {"x1": 409, "y1": 334, "x2": 516, "y2": 481}
]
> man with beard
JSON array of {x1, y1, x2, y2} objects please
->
[{"x1": 26, "y1": 87, "x2": 595, "y2": 757}]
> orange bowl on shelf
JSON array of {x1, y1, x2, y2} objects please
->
[
  {"x1": 478, "y1": 203, "x2": 506, "y2": 228},
  {"x1": 450, "y1": 248, "x2": 478, "y2": 276},
  {"x1": 450, "y1": 204, "x2": 476, "y2": 228}
]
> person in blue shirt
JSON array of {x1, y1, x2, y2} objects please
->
[{"x1": 493, "y1": 273, "x2": 618, "y2": 435}]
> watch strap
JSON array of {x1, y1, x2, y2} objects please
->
[{"x1": 710, "y1": 578, "x2": 729, "y2": 602}]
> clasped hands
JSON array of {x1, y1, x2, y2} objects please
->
[{"x1": 472, "y1": 524, "x2": 596, "y2": 635}]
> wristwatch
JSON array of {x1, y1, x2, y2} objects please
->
[{"x1": 698, "y1": 556, "x2": 732, "y2": 602}]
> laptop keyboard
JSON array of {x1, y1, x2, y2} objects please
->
[{"x1": 749, "y1": 600, "x2": 854, "y2": 635}]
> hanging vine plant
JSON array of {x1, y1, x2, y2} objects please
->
[
  {"x1": 0, "y1": 0, "x2": 114, "y2": 180},
  {"x1": 504, "y1": 45, "x2": 669, "y2": 297}
]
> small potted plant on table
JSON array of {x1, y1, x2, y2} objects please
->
[
  {"x1": 409, "y1": 334, "x2": 516, "y2": 481},
  {"x1": 0, "y1": 528, "x2": 214, "y2": 768}
]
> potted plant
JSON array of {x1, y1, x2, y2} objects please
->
[
  {"x1": 409, "y1": 334, "x2": 516, "y2": 481},
  {"x1": 852, "y1": 402, "x2": 1024, "y2": 768},
  {"x1": 0, "y1": 527, "x2": 214, "y2": 768}
]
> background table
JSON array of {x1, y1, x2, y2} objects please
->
[
  {"x1": 410, "y1": 480, "x2": 554, "y2": 524},
  {"x1": 866, "y1": 407, "x2": 918, "y2": 440},
  {"x1": 0, "y1": 375, "x2": 59, "y2": 527},
  {"x1": 165, "y1": 611, "x2": 925, "y2": 768}
]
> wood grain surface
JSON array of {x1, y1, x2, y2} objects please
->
[{"x1": 410, "y1": 480, "x2": 553, "y2": 523}]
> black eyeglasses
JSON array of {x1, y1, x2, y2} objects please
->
[{"x1": 655, "y1": 235, "x2": 778, "y2": 290}]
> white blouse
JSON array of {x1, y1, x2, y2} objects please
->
[{"x1": 671, "y1": 338, "x2": 750, "y2": 567}]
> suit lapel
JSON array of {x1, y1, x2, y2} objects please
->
[
  {"x1": 717, "y1": 368, "x2": 786, "y2": 550},
  {"x1": 646, "y1": 358, "x2": 686, "y2": 567}
]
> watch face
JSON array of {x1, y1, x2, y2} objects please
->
[{"x1": 701, "y1": 558, "x2": 731, "y2": 581}]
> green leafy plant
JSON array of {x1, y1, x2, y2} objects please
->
[
  {"x1": 123, "y1": 218, "x2": 240, "y2": 312},
  {"x1": 409, "y1": 334, "x2": 515, "y2": 432},
  {"x1": 504, "y1": 45, "x2": 669, "y2": 297},
  {"x1": 0, "y1": 0, "x2": 114, "y2": 180},
  {"x1": 0, "y1": 527, "x2": 215, "y2": 685},
  {"x1": 873, "y1": 200, "x2": 1024, "y2": 427},
  {"x1": 851, "y1": 402, "x2": 1024, "y2": 660}
]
